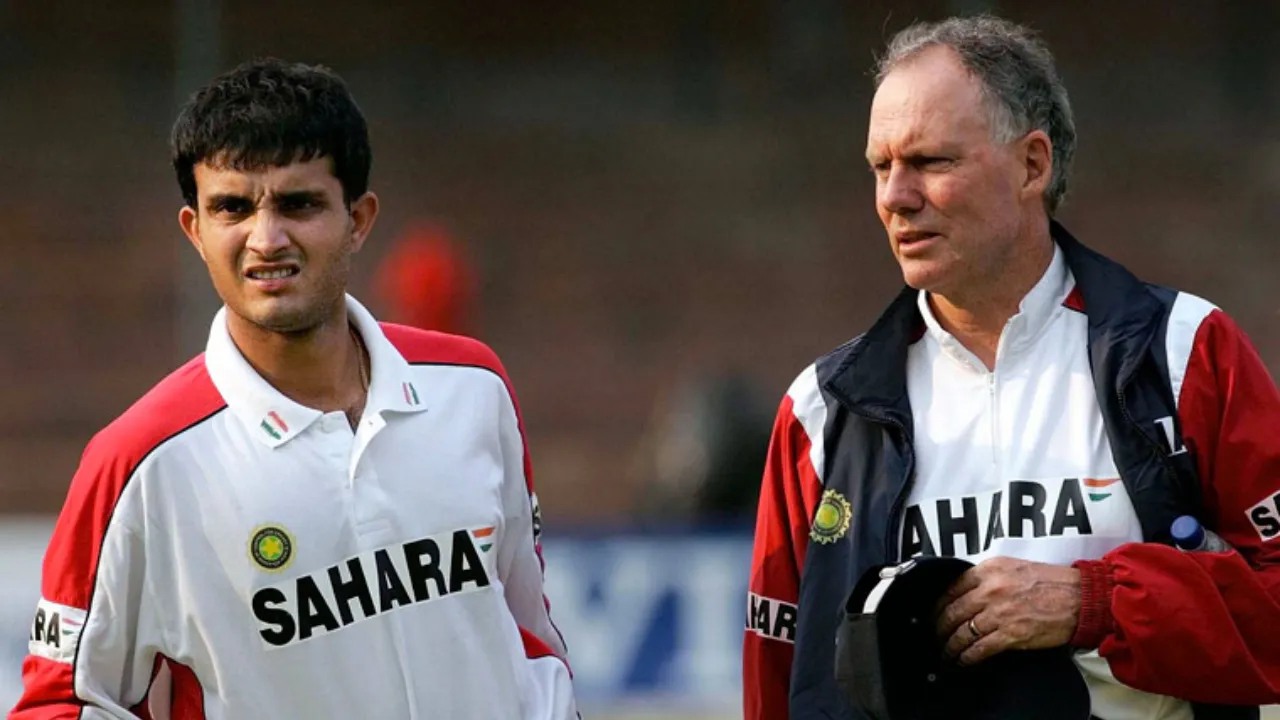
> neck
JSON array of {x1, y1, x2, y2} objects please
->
[
  {"x1": 928, "y1": 224, "x2": 1055, "y2": 370},
  {"x1": 226, "y1": 306, "x2": 368, "y2": 416}
]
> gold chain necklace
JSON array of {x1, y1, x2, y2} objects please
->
[
  {"x1": 350, "y1": 324, "x2": 369, "y2": 392},
  {"x1": 345, "y1": 325, "x2": 370, "y2": 430}
]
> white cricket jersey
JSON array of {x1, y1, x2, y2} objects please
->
[
  {"x1": 903, "y1": 245, "x2": 1192, "y2": 720},
  {"x1": 14, "y1": 296, "x2": 577, "y2": 720}
]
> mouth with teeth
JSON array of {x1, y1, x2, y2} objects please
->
[{"x1": 246, "y1": 267, "x2": 299, "y2": 280}]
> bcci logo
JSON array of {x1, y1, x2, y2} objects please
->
[
  {"x1": 249, "y1": 525, "x2": 295, "y2": 572},
  {"x1": 811, "y1": 489, "x2": 852, "y2": 544}
]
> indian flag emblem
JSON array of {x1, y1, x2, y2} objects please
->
[
  {"x1": 1084, "y1": 478, "x2": 1121, "y2": 502},
  {"x1": 472, "y1": 526, "x2": 495, "y2": 553},
  {"x1": 260, "y1": 411, "x2": 289, "y2": 440},
  {"x1": 402, "y1": 382, "x2": 421, "y2": 406}
]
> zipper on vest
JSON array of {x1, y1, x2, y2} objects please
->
[{"x1": 989, "y1": 371, "x2": 999, "y2": 471}]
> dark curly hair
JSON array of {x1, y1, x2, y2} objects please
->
[{"x1": 171, "y1": 58, "x2": 371, "y2": 208}]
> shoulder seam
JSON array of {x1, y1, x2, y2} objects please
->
[
  {"x1": 113, "y1": 404, "x2": 230, "y2": 530},
  {"x1": 408, "y1": 360, "x2": 506, "y2": 383},
  {"x1": 409, "y1": 360, "x2": 514, "y2": 411},
  {"x1": 409, "y1": 360, "x2": 501, "y2": 371}
]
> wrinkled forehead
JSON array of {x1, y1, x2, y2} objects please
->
[
  {"x1": 866, "y1": 47, "x2": 994, "y2": 156},
  {"x1": 193, "y1": 155, "x2": 341, "y2": 198}
]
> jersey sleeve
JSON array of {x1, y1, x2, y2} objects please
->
[
  {"x1": 744, "y1": 368, "x2": 826, "y2": 720},
  {"x1": 10, "y1": 436, "x2": 163, "y2": 719},
  {"x1": 491, "y1": 360, "x2": 578, "y2": 720},
  {"x1": 1072, "y1": 307, "x2": 1280, "y2": 705}
]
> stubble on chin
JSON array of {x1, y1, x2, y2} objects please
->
[{"x1": 235, "y1": 296, "x2": 335, "y2": 338}]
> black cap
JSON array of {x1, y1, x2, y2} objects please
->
[{"x1": 835, "y1": 556, "x2": 1092, "y2": 720}]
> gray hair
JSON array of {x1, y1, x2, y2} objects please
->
[{"x1": 875, "y1": 15, "x2": 1076, "y2": 215}]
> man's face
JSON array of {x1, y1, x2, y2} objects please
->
[
  {"x1": 866, "y1": 47, "x2": 1042, "y2": 295},
  {"x1": 179, "y1": 157, "x2": 378, "y2": 337}
]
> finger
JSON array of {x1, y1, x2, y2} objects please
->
[
  {"x1": 942, "y1": 604, "x2": 988, "y2": 655},
  {"x1": 934, "y1": 568, "x2": 983, "y2": 617},
  {"x1": 942, "y1": 625, "x2": 969, "y2": 659},
  {"x1": 935, "y1": 592, "x2": 981, "y2": 641},
  {"x1": 958, "y1": 628, "x2": 1010, "y2": 666}
]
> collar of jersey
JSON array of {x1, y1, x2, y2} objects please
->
[
  {"x1": 204, "y1": 294, "x2": 429, "y2": 449},
  {"x1": 917, "y1": 242, "x2": 1072, "y2": 372}
]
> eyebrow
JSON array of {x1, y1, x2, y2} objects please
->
[
  {"x1": 203, "y1": 189, "x2": 328, "y2": 210},
  {"x1": 272, "y1": 190, "x2": 328, "y2": 206},
  {"x1": 204, "y1": 192, "x2": 252, "y2": 211},
  {"x1": 865, "y1": 146, "x2": 961, "y2": 165}
]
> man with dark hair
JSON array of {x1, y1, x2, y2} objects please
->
[
  {"x1": 10, "y1": 58, "x2": 578, "y2": 719},
  {"x1": 744, "y1": 15, "x2": 1280, "y2": 720}
]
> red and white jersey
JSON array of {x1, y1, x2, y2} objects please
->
[
  {"x1": 10, "y1": 296, "x2": 577, "y2": 720},
  {"x1": 905, "y1": 245, "x2": 1190, "y2": 719}
]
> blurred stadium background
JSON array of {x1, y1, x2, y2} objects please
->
[{"x1": 3, "y1": 1, "x2": 1280, "y2": 717}]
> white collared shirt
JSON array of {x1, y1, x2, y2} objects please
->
[
  {"x1": 904, "y1": 246, "x2": 1191, "y2": 720},
  {"x1": 15, "y1": 295, "x2": 577, "y2": 720}
]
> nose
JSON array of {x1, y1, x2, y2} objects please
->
[
  {"x1": 245, "y1": 208, "x2": 290, "y2": 257},
  {"x1": 878, "y1": 164, "x2": 925, "y2": 217}
]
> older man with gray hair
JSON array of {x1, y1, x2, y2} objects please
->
[{"x1": 744, "y1": 14, "x2": 1280, "y2": 720}]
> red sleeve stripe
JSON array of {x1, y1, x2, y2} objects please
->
[
  {"x1": 11, "y1": 360, "x2": 224, "y2": 716},
  {"x1": 519, "y1": 625, "x2": 573, "y2": 678},
  {"x1": 784, "y1": 397, "x2": 824, "y2": 574},
  {"x1": 46, "y1": 359, "x2": 224, "y2": 611},
  {"x1": 128, "y1": 655, "x2": 166, "y2": 718},
  {"x1": 493, "y1": 371, "x2": 573, "y2": 659},
  {"x1": 167, "y1": 657, "x2": 207, "y2": 719},
  {"x1": 743, "y1": 385, "x2": 826, "y2": 720},
  {"x1": 753, "y1": 391, "x2": 826, "y2": 591},
  {"x1": 129, "y1": 655, "x2": 208, "y2": 719},
  {"x1": 68, "y1": 406, "x2": 225, "y2": 705},
  {"x1": 518, "y1": 626, "x2": 560, "y2": 661},
  {"x1": 1164, "y1": 292, "x2": 1217, "y2": 409},
  {"x1": 786, "y1": 364, "x2": 828, "y2": 485}
]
